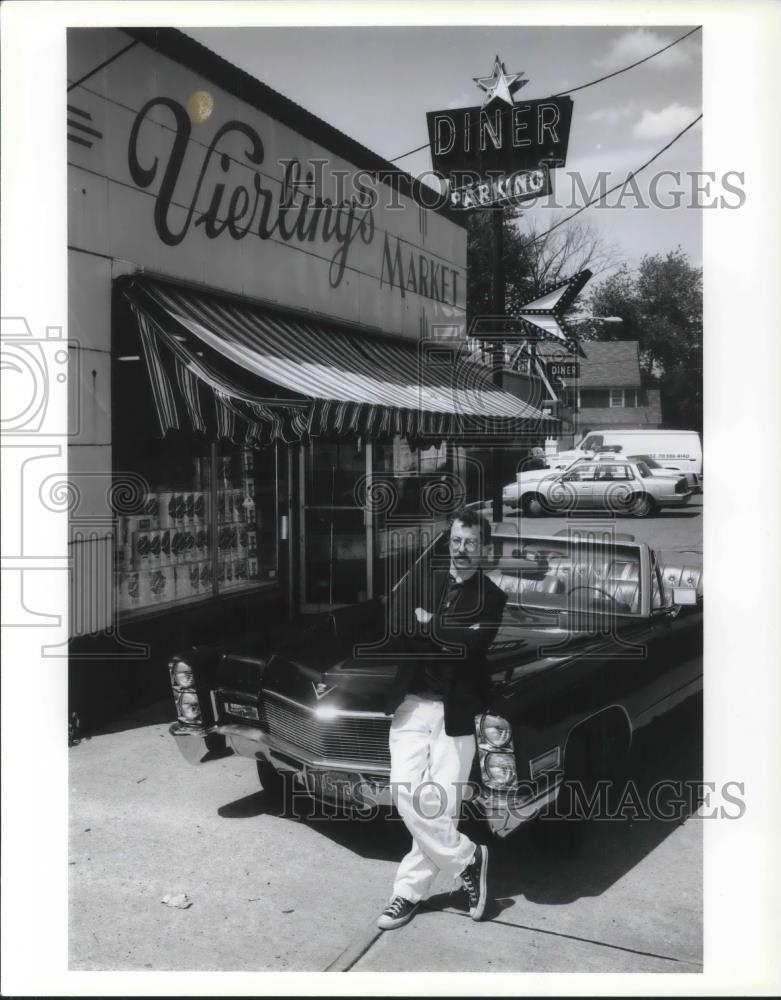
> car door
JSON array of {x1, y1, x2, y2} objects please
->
[
  {"x1": 592, "y1": 463, "x2": 633, "y2": 511},
  {"x1": 553, "y1": 463, "x2": 597, "y2": 509}
]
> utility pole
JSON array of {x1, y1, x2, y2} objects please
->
[{"x1": 490, "y1": 206, "x2": 505, "y2": 525}]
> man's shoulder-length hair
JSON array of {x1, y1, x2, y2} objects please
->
[{"x1": 449, "y1": 507, "x2": 492, "y2": 546}]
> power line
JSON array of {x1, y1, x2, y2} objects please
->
[
  {"x1": 389, "y1": 27, "x2": 701, "y2": 163},
  {"x1": 550, "y1": 26, "x2": 701, "y2": 97},
  {"x1": 389, "y1": 141, "x2": 430, "y2": 164},
  {"x1": 523, "y1": 113, "x2": 703, "y2": 246}
]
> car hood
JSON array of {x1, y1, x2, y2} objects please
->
[
  {"x1": 259, "y1": 602, "x2": 398, "y2": 714},
  {"x1": 254, "y1": 602, "x2": 603, "y2": 715},
  {"x1": 503, "y1": 469, "x2": 562, "y2": 494}
]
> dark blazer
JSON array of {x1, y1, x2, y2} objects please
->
[{"x1": 385, "y1": 566, "x2": 508, "y2": 736}]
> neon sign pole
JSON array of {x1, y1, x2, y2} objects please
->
[
  {"x1": 426, "y1": 56, "x2": 582, "y2": 521},
  {"x1": 475, "y1": 58, "x2": 529, "y2": 523}
]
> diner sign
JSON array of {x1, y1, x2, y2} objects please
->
[
  {"x1": 426, "y1": 56, "x2": 573, "y2": 210},
  {"x1": 426, "y1": 96, "x2": 573, "y2": 178},
  {"x1": 545, "y1": 360, "x2": 580, "y2": 381}
]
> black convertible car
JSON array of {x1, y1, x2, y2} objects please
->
[{"x1": 169, "y1": 523, "x2": 703, "y2": 839}]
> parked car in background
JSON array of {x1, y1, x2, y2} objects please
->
[
  {"x1": 503, "y1": 465, "x2": 556, "y2": 506},
  {"x1": 626, "y1": 454, "x2": 701, "y2": 494},
  {"x1": 514, "y1": 458, "x2": 692, "y2": 517},
  {"x1": 502, "y1": 455, "x2": 576, "y2": 507},
  {"x1": 552, "y1": 429, "x2": 703, "y2": 476},
  {"x1": 168, "y1": 525, "x2": 702, "y2": 842}
]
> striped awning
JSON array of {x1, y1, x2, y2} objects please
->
[{"x1": 120, "y1": 276, "x2": 553, "y2": 445}]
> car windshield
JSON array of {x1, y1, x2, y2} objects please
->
[
  {"x1": 634, "y1": 461, "x2": 653, "y2": 478},
  {"x1": 630, "y1": 454, "x2": 661, "y2": 468},
  {"x1": 487, "y1": 536, "x2": 644, "y2": 616}
]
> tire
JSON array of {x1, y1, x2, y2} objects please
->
[
  {"x1": 522, "y1": 493, "x2": 548, "y2": 517},
  {"x1": 532, "y1": 717, "x2": 629, "y2": 855},
  {"x1": 628, "y1": 494, "x2": 656, "y2": 518}
]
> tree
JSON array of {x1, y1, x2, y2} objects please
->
[
  {"x1": 466, "y1": 209, "x2": 618, "y2": 325},
  {"x1": 586, "y1": 248, "x2": 703, "y2": 431},
  {"x1": 508, "y1": 215, "x2": 619, "y2": 312}
]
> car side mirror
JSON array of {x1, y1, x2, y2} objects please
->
[{"x1": 673, "y1": 587, "x2": 698, "y2": 606}]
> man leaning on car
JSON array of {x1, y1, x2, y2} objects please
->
[{"x1": 376, "y1": 509, "x2": 507, "y2": 931}]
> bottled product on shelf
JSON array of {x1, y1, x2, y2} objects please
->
[{"x1": 116, "y1": 445, "x2": 272, "y2": 613}]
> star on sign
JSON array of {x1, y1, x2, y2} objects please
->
[{"x1": 473, "y1": 55, "x2": 528, "y2": 107}]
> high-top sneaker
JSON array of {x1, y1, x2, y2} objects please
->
[{"x1": 459, "y1": 844, "x2": 489, "y2": 920}]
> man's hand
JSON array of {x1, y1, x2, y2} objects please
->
[{"x1": 415, "y1": 607, "x2": 433, "y2": 624}]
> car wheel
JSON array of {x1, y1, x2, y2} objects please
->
[
  {"x1": 531, "y1": 717, "x2": 629, "y2": 855},
  {"x1": 628, "y1": 494, "x2": 655, "y2": 518},
  {"x1": 522, "y1": 493, "x2": 548, "y2": 516}
]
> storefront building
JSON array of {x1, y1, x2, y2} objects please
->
[{"x1": 67, "y1": 28, "x2": 549, "y2": 723}]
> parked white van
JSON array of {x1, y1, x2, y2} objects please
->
[{"x1": 553, "y1": 429, "x2": 702, "y2": 475}]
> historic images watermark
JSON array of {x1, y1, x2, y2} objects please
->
[
  {"x1": 265, "y1": 774, "x2": 745, "y2": 824},
  {"x1": 275, "y1": 155, "x2": 746, "y2": 214}
]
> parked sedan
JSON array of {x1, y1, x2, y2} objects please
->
[
  {"x1": 626, "y1": 454, "x2": 702, "y2": 494},
  {"x1": 168, "y1": 525, "x2": 702, "y2": 842},
  {"x1": 502, "y1": 457, "x2": 575, "y2": 507},
  {"x1": 516, "y1": 458, "x2": 692, "y2": 517}
]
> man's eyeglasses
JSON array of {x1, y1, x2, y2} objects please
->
[{"x1": 450, "y1": 536, "x2": 479, "y2": 552}]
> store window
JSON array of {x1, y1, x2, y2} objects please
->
[
  {"x1": 371, "y1": 439, "x2": 466, "y2": 595},
  {"x1": 113, "y1": 291, "x2": 283, "y2": 618},
  {"x1": 301, "y1": 439, "x2": 368, "y2": 609},
  {"x1": 115, "y1": 440, "x2": 280, "y2": 617},
  {"x1": 215, "y1": 443, "x2": 279, "y2": 594}
]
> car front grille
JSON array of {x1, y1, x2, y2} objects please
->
[{"x1": 259, "y1": 694, "x2": 392, "y2": 768}]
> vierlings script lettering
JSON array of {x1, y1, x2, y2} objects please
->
[{"x1": 127, "y1": 97, "x2": 375, "y2": 288}]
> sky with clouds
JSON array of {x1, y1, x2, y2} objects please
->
[{"x1": 186, "y1": 25, "x2": 702, "y2": 281}]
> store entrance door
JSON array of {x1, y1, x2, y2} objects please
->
[{"x1": 298, "y1": 439, "x2": 372, "y2": 612}]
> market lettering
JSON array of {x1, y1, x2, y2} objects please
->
[
  {"x1": 380, "y1": 234, "x2": 459, "y2": 305},
  {"x1": 127, "y1": 97, "x2": 374, "y2": 288}
]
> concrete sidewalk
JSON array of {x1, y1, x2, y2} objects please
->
[{"x1": 69, "y1": 699, "x2": 702, "y2": 973}]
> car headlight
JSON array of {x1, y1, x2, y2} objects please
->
[
  {"x1": 483, "y1": 752, "x2": 517, "y2": 786},
  {"x1": 170, "y1": 657, "x2": 202, "y2": 727},
  {"x1": 173, "y1": 661, "x2": 194, "y2": 688},
  {"x1": 480, "y1": 714, "x2": 512, "y2": 748},
  {"x1": 177, "y1": 690, "x2": 202, "y2": 724}
]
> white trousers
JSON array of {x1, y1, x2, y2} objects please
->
[{"x1": 389, "y1": 694, "x2": 477, "y2": 903}]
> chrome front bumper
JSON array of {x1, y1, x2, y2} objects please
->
[
  {"x1": 169, "y1": 723, "x2": 229, "y2": 764},
  {"x1": 480, "y1": 775, "x2": 563, "y2": 838},
  {"x1": 171, "y1": 718, "x2": 562, "y2": 835},
  {"x1": 207, "y1": 721, "x2": 561, "y2": 833},
  {"x1": 218, "y1": 721, "x2": 395, "y2": 805}
]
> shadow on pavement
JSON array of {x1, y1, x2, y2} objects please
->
[
  {"x1": 239, "y1": 693, "x2": 703, "y2": 902},
  {"x1": 86, "y1": 698, "x2": 176, "y2": 737},
  {"x1": 218, "y1": 791, "x2": 272, "y2": 819},
  {"x1": 483, "y1": 693, "x2": 703, "y2": 906}
]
